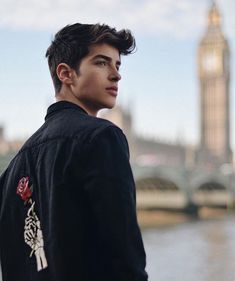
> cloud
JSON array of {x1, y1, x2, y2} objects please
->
[{"x1": 0, "y1": 0, "x2": 234, "y2": 39}]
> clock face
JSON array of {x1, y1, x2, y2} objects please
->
[{"x1": 202, "y1": 52, "x2": 220, "y2": 73}]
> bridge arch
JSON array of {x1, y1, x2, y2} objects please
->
[
  {"x1": 190, "y1": 172, "x2": 233, "y2": 208},
  {"x1": 132, "y1": 165, "x2": 188, "y2": 192},
  {"x1": 136, "y1": 176, "x2": 180, "y2": 191},
  {"x1": 134, "y1": 171, "x2": 189, "y2": 210},
  {"x1": 190, "y1": 172, "x2": 232, "y2": 192}
]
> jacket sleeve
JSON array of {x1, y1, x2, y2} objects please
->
[{"x1": 81, "y1": 125, "x2": 148, "y2": 281}]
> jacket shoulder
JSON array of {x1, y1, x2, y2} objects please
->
[{"x1": 18, "y1": 110, "x2": 125, "y2": 152}]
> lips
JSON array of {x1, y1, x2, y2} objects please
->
[{"x1": 106, "y1": 86, "x2": 118, "y2": 97}]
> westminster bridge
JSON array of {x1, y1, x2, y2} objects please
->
[{"x1": 132, "y1": 163, "x2": 235, "y2": 213}]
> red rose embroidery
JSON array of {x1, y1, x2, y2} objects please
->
[{"x1": 16, "y1": 176, "x2": 33, "y2": 202}]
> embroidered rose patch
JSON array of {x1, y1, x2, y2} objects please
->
[
  {"x1": 16, "y1": 176, "x2": 48, "y2": 271},
  {"x1": 16, "y1": 176, "x2": 32, "y2": 202}
]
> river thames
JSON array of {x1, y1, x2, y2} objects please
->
[{"x1": 142, "y1": 214, "x2": 235, "y2": 281}]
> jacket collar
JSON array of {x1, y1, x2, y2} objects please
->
[{"x1": 45, "y1": 101, "x2": 88, "y2": 120}]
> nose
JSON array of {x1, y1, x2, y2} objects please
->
[{"x1": 109, "y1": 68, "x2": 121, "y2": 82}]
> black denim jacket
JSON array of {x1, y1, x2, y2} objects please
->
[{"x1": 0, "y1": 101, "x2": 148, "y2": 281}]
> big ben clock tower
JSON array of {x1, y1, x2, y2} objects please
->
[{"x1": 198, "y1": 1, "x2": 232, "y2": 168}]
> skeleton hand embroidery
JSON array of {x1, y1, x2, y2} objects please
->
[
  {"x1": 24, "y1": 201, "x2": 48, "y2": 271},
  {"x1": 17, "y1": 176, "x2": 48, "y2": 272}
]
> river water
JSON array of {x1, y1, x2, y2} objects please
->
[
  {"x1": 142, "y1": 214, "x2": 235, "y2": 281},
  {"x1": 1, "y1": 215, "x2": 235, "y2": 280}
]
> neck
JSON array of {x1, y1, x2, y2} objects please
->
[{"x1": 55, "y1": 92, "x2": 98, "y2": 117}]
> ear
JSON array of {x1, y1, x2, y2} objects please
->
[{"x1": 56, "y1": 63, "x2": 74, "y2": 86}]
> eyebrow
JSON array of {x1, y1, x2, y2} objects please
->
[{"x1": 92, "y1": 54, "x2": 121, "y2": 66}]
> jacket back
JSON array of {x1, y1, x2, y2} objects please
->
[{"x1": 0, "y1": 101, "x2": 148, "y2": 281}]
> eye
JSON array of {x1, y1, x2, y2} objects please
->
[
  {"x1": 116, "y1": 62, "x2": 121, "y2": 71},
  {"x1": 96, "y1": 60, "x2": 107, "y2": 66}
]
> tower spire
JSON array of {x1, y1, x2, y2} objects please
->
[{"x1": 208, "y1": 0, "x2": 221, "y2": 27}]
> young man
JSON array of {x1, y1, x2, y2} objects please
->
[{"x1": 0, "y1": 23, "x2": 148, "y2": 281}]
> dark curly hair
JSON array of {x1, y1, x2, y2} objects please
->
[{"x1": 45, "y1": 23, "x2": 136, "y2": 93}]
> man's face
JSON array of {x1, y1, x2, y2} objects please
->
[{"x1": 71, "y1": 43, "x2": 121, "y2": 116}]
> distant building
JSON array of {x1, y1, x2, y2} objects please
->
[
  {"x1": 0, "y1": 126, "x2": 4, "y2": 141},
  {"x1": 197, "y1": 1, "x2": 232, "y2": 168},
  {"x1": 0, "y1": 126, "x2": 9, "y2": 155},
  {"x1": 0, "y1": 126, "x2": 23, "y2": 156}
]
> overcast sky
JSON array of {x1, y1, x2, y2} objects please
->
[{"x1": 0, "y1": 0, "x2": 235, "y2": 148}]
